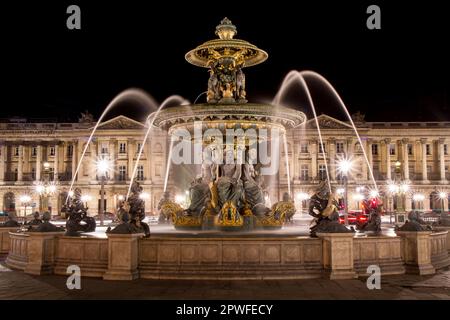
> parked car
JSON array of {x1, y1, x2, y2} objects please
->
[{"x1": 338, "y1": 211, "x2": 369, "y2": 225}]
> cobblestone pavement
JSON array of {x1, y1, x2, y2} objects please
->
[{"x1": 1, "y1": 260, "x2": 449, "y2": 300}]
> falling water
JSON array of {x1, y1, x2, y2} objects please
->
[
  {"x1": 66, "y1": 89, "x2": 159, "y2": 203},
  {"x1": 282, "y1": 133, "x2": 292, "y2": 196},
  {"x1": 194, "y1": 91, "x2": 207, "y2": 104},
  {"x1": 126, "y1": 95, "x2": 189, "y2": 199},
  {"x1": 163, "y1": 138, "x2": 175, "y2": 192},
  {"x1": 273, "y1": 72, "x2": 331, "y2": 193},
  {"x1": 272, "y1": 70, "x2": 378, "y2": 192}
]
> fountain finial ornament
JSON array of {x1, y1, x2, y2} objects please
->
[{"x1": 185, "y1": 18, "x2": 268, "y2": 104}]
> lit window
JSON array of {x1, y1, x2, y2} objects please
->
[
  {"x1": 318, "y1": 164, "x2": 327, "y2": 181},
  {"x1": 119, "y1": 143, "x2": 126, "y2": 154},
  {"x1": 31, "y1": 147, "x2": 37, "y2": 157},
  {"x1": 336, "y1": 142, "x2": 344, "y2": 154},
  {"x1": 372, "y1": 144, "x2": 378, "y2": 155},
  {"x1": 426, "y1": 144, "x2": 431, "y2": 155},
  {"x1": 300, "y1": 164, "x2": 309, "y2": 181},
  {"x1": 300, "y1": 143, "x2": 308, "y2": 153},
  {"x1": 389, "y1": 144, "x2": 396, "y2": 155},
  {"x1": 49, "y1": 147, "x2": 55, "y2": 156},
  {"x1": 118, "y1": 165, "x2": 126, "y2": 181},
  {"x1": 137, "y1": 165, "x2": 144, "y2": 180},
  {"x1": 407, "y1": 144, "x2": 413, "y2": 156}
]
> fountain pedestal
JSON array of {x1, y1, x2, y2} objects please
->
[
  {"x1": 103, "y1": 233, "x2": 144, "y2": 280},
  {"x1": 317, "y1": 233, "x2": 357, "y2": 280},
  {"x1": 397, "y1": 231, "x2": 436, "y2": 275},
  {"x1": 24, "y1": 232, "x2": 64, "y2": 275}
]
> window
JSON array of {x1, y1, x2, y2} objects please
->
[
  {"x1": 389, "y1": 144, "x2": 396, "y2": 155},
  {"x1": 101, "y1": 144, "x2": 109, "y2": 155},
  {"x1": 118, "y1": 165, "x2": 126, "y2": 181},
  {"x1": 407, "y1": 144, "x2": 413, "y2": 156},
  {"x1": 318, "y1": 164, "x2": 327, "y2": 181},
  {"x1": 426, "y1": 144, "x2": 431, "y2": 155},
  {"x1": 137, "y1": 165, "x2": 144, "y2": 180},
  {"x1": 14, "y1": 168, "x2": 18, "y2": 181},
  {"x1": 119, "y1": 143, "x2": 126, "y2": 154},
  {"x1": 336, "y1": 142, "x2": 344, "y2": 154},
  {"x1": 427, "y1": 165, "x2": 432, "y2": 174},
  {"x1": 136, "y1": 143, "x2": 142, "y2": 154},
  {"x1": 14, "y1": 147, "x2": 19, "y2": 156},
  {"x1": 318, "y1": 143, "x2": 326, "y2": 154},
  {"x1": 300, "y1": 164, "x2": 309, "y2": 181},
  {"x1": 300, "y1": 143, "x2": 308, "y2": 154},
  {"x1": 444, "y1": 144, "x2": 448, "y2": 155},
  {"x1": 49, "y1": 147, "x2": 55, "y2": 156},
  {"x1": 31, "y1": 147, "x2": 37, "y2": 157},
  {"x1": 372, "y1": 144, "x2": 378, "y2": 155},
  {"x1": 31, "y1": 168, "x2": 36, "y2": 180},
  {"x1": 67, "y1": 145, "x2": 73, "y2": 157}
]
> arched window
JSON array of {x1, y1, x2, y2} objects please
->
[{"x1": 3, "y1": 192, "x2": 15, "y2": 212}]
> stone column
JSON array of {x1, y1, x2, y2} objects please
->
[
  {"x1": 0, "y1": 144, "x2": 6, "y2": 183},
  {"x1": 328, "y1": 138, "x2": 336, "y2": 181},
  {"x1": 439, "y1": 138, "x2": 447, "y2": 183},
  {"x1": 405, "y1": 193, "x2": 412, "y2": 211},
  {"x1": 103, "y1": 233, "x2": 143, "y2": 280},
  {"x1": 310, "y1": 139, "x2": 317, "y2": 180},
  {"x1": 71, "y1": 140, "x2": 78, "y2": 180},
  {"x1": 421, "y1": 138, "x2": 428, "y2": 182},
  {"x1": 53, "y1": 142, "x2": 59, "y2": 181},
  {"x1": 384, "y1": 138, "x2": 391, "y2": 180},
  {"x1": 36, "y1": 144, "x2": 42, "y2": 181},
  {"x1": 17, "y1": 144, "x2": 23, "y2": 182},
  {"x1": 397, "y1": 231, "x2": 435, "y2": 275},
  {"x1": 317, "y1": 233, "x2": 357, "y2": 280},
  {"x1": 146, "y1": 138, "x2": 152, "y2": 183},
  {"x1": 128, "y1": 139, "x2": 135, "y2": 180},
  {"x1": 402, "y1": 138, "x2": 409, "y2": 180}
]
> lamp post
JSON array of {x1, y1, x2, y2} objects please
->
[
  {"x1": 19, "y1": 194, "x2": 31, "y2": 222},
  {"x1": 96, "y1": 157, "x2": 112, "y2": 227},
  {"x1": 338, "y1": 158, "x2": 352, "y2": 226}
]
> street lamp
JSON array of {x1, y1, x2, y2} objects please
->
[
  {"x1": 337, "y1": 158, "x2": 353, "y2": 226},
  {"x1": 96, "y1": 157, "x2": 112, "y2": 226},
  {"x1": 19, "y1": 194, "x2": 32, "y2": 222}
]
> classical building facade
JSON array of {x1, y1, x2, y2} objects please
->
[{"x1": 0, "y1": 113, "x2": 449, "y2": 217}]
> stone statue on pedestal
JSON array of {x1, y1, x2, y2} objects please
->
[
  {"x1": 308, "y1": 181, "x2": 353, "y2": 237},
  {"x1": 0, "y1": 212, "x2": 21, "y2": 228},
  {"x1": 396, "y1": 211, "x2": 432, "y2": 232},
  {"x1": 29, "y1": 212, "x2": 63, "y2": 232},
  {"x1": 63, "y1": 188, "x2": 96, "y2": 236},
  {"x1": 357, "y1": 197, "x2": 382, "y2": 234},
  {"x1": 108, "y1": 182, "x2": 150, "y2": 237}
]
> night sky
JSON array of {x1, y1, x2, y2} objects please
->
[{"x1": 1, "y1": 1, "x2": 448, "y2": 122}]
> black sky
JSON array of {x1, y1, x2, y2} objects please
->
[{"x1": 1, "y1": 1, "x2": 449, "y2": 122}]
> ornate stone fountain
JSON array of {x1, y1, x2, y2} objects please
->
[{"x1": 152, "y1": 18, "x2": 304, "y2": 231}]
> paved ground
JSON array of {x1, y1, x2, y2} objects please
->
[{"x1": 1, "y1": 259, "x2": 449, "y2": 300}]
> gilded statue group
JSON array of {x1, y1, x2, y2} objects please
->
[
  {"x1": 206, "y1": 51, "x2": 247, "y2": 104},
  {"x1": 159, "y1": 147, "x2": 295, "y2": 230}
]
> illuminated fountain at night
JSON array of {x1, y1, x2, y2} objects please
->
[{"x1": 4, "y1": 18, "x2": 449, "y2": 281}]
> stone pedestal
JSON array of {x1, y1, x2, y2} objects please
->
[
  {"x1": 317, "y1": 233, "x2": 357, "y2": 280},
  {"x1": 434, "y1": 226, "x2": 450, "y2": 252},
  {"x1": 397, "y1": 231, "x2": 436, "y2": 275},
  {"x1": 103, "y1": 233, "x2": 143, "y2": 280},
  {"x1": 24, "y1": 232, "x2": 64, "y2": 275},
  {"x1": 0, "y1": 227, "x2": 21, "y2": 256}
]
